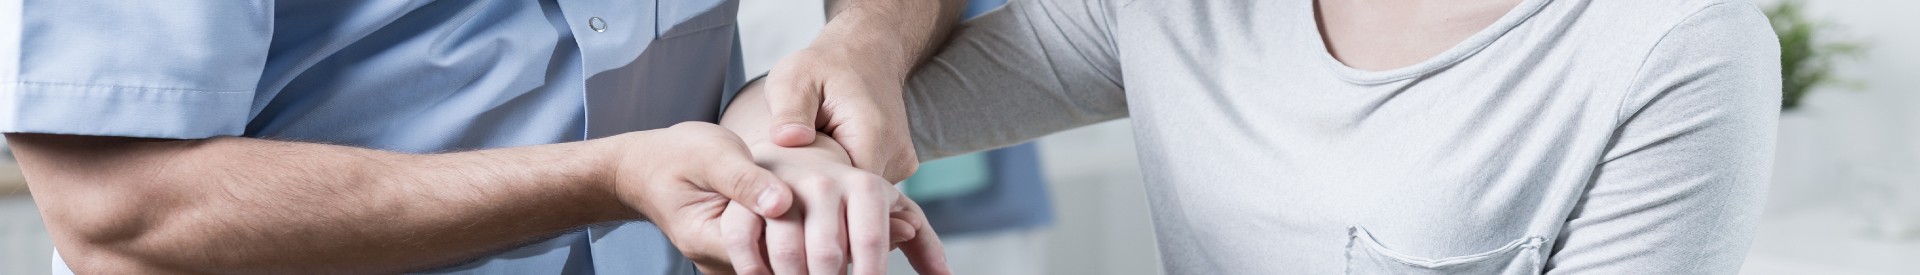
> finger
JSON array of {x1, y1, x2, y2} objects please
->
[
  {"x1": 766, "y1": 209, "x2": 809, "y2": 275},
  {"x1": 802, "y1": 183, "x2": 848, "y2": 275},
  {"x1": 704, "y1": 153, "x2": 794, "y2": 218},
  {"x1": 888, "y1": 191, "x2": 916, "y2": 247},
  {"x1": 762, "y1": 68, "x2": 823, "y2": 147},
  {"x1": 722, "y1": 202, "x2": 770, "y2": 275},
  {"x1": 894, "y1": 195, "x2": 952, "y2": 275},
  {"x1": 889, "y1": 218, "x2": 915, "y2": 246},
  {"x1": 846, "y1": 175, "x2": 896, "y2": 275}
]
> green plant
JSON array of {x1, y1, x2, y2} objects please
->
[{"x1": 1768, "y1": 0, "x2": 1864, "y2": 111}]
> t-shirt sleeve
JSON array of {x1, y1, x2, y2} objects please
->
[
  {"x1": 1, "y1": 1, "x2": 272, "y2": 139},
  {"x1": 903, "y1": 0, "x2": 1129, "y2": 161},
  {"x1": 1545, "y1": 2, "x2": 1780, "y2": 274}
]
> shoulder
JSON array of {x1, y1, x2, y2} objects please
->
[
  {"x1": 1600, "y1": 0, "x2": 1777, "y2": 85},
  {"x1": 1578, "y1": 0, "x2": 1773, "y2": 44},
  {"x1": 1600, "y1": 0, "x2": 1781, "y2": 126},
  {"x1": 1562, "y1": 0, "x2": 1778, "y2": 79}
]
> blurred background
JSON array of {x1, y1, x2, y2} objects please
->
[{"x1": 2, "y1": 0, "x2": 1915, "y2": 274}]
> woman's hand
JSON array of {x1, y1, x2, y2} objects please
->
[{"x1": 712, "y1": 135, "x2": 950, "y2": 275}]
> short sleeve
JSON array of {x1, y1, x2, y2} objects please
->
[{"x1": 1, "y1": 0, "x2": 271, "y2": 139}]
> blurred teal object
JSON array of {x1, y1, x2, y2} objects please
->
[{"x1": 901, "y1": 153, "x2": 991, "y2": 201}]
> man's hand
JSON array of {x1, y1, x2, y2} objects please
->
[
  {"x1": 762, "y1": 0, "x2": 965, "y2": 182},
  {"x1": 763, "y1": 46, "x2": 920, "y2": 183},
  {"x1": 717, "y1": 135, "x2": 949, "y2": 275},
  {"x1": 603, "y1": 122, "x2": 802, "y2": 272},
  {"x1": 608, "y1": 122, "x2": 795, "y2": 220}
]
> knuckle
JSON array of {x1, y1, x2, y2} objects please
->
[
  {"x1": 806, "y1": 248, "x2": 846, "y2": 265},
  {"x1": 790, "y1": 175, "x2": 836, "y2": 191},
  {"x1": 851, "y1": 232, "x2": 890, "y2": 248},
  {"x1": 770, "y1": 246, "x2": 807, "y2": 261},
  {"x1": 841, "y1": 174, "x2": 891, "y2": 196},
  {"x1": 734, "y1": 262, "x2": 769, "y2": 275}
]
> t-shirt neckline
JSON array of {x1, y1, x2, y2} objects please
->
[{"x1": 1304, "y1": 0, "x2": 1555, "y2": 85}]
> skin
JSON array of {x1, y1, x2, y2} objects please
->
[
  {"x1": 10, "y1": 121, "x2": 939, "y2": 275},
  {"x1": 1315, "y1": 0, "x2": 1526, "y2": 70},
  {"x1": 763, "y1": 0, "x2": 967, "y2": 183},
  {"x1": 720, "y1": 81, "x2": 949, "y2": 275},
  {"x1": 8, "y1": 123, "x2": 789, "y2": 274},
  {"x1": 672, "y1": 128, "x2": 948, "y2": 275},
  {"x1": 728, "y1": 0, "x2": 968, "y2": 273}
]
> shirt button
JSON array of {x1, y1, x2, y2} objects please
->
[{"x1": 588, "y1": 17, "x2": 607, "y2": 32}]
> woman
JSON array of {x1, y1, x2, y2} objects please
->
[{"x1": 884, "y1": 0, "x2": 1777, "y2": 273}]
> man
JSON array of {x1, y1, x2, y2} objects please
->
[
  {"x1": 739, "y1": 0, "x2": 1781, "y2": 273},
  {"x1": 1, "y1": 0, "x2": 959, "y2": 274}
]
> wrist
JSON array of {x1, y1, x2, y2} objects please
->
[{"x1": 581, "y1": 134, "x2": 644, "y2": 221}]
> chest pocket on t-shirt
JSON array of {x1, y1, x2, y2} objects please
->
[
  {"x1": 582, "y1": 0, "x2": 738, "y2": 138},
  {"x1": 1346, "y1": 226, "x2": 1546, "y2": 275}
]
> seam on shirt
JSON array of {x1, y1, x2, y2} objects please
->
[
  {"x1": 9, "y1": 81, "x2": 251, "y2": 94},
  {"x1": 1097, "y1": 0, "x2": 1126, "y2": 87},
  {"x1": 658, "y1": 21, "x2": 732, "y2": 40},
  {"x1": 1600, "y1": 2, "x2": 1738, "y2": 165},
  {"x1": 1609, "y1": 2, "x2": 1737, "y2": 129}
]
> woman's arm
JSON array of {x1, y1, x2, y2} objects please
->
[
  {"x1": 1547, "y1": 3, "x2": 1780, "y2": 273},
  {"x1": 902, "y1": 0, "x2": 1132, "y2": 161}
]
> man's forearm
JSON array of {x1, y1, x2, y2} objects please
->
[
  {"x1": 821, "y1": 0, "x2": 966, "y2": 75},
  {"x1": 9, "y1": 134, "x2": 630, "y2": 274}
]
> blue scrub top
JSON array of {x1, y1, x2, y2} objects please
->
[{"x1": 4, "y1": 0, "x2": 745, "y2": 274}]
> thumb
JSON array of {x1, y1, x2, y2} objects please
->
[
  {"x1": 762, "y1": 72, "x2": 823, "y2": 147},
  {"x1": 704, "y1": 157, "x2": 794, "y2": 218}
]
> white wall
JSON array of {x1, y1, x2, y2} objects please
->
[
  {"x1": 1745, "y1": 0, "x2": 1920, "y2": 274},
  {"x1": 1762, "y1": 0, "x2": 1920, "y2": 214}
]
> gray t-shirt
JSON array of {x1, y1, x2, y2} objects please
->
[{"x1": 902, "y1": 0, "x2": 1780, "y2": 273}]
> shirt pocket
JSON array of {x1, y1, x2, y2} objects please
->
[
  {"x1": 655, "y1": 0, "x2": 732, "y2": 38},
  {"x1": 582, "y1": 0, "x2": 738, "y2": 138},
  {"x1": 1346, "y1": 226, "x2": 1546, "y2": 275}
]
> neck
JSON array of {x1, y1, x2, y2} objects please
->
[{"x1": 1315, "y1": 0, "x2": 1526, "y2": 71}]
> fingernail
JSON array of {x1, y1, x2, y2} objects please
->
[
  {"x1": 757, "y1": 184, "x2": 783, "y2": 215},
  {"x1": 778, "y1": 124, "x2": 811, "y2": 136}
]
